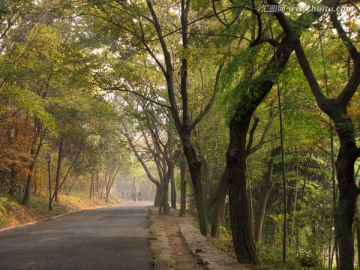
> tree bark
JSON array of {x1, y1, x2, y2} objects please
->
[
  {"x1": 255, "y1": 159, "x2": 274, "y2": 244},
  {"x1": 183, "y1": 139, "x2": 208, "y2": 235},
  {"x1": 161, "y1": 171, "x2": 170, "y2": 215},
  {"x1": 203, "y1": 158, "x2": 213, "y2": 203},
  {"x1": 255, "y1": 151, "x2": 295, "y2": 244},
  {"x1": 334, "y1": 142, "x2": 359, "y2": 270},
  {"x1": 170, "y1": 161, "x2": 176, "y2": 209},
  {"x1": 154, "y1": 183, "x2": 163, "y2": 207},
  {"x1": 23, "y1": 119, "x2": 43, "y2": 206},
  {"x1": 211, "y1": 165, "x2": 229, "y2": 237},
  {"x1": 227, "y1": 113, "x2": 259, "y2": 264},
  {"x1": 106, "y1": 165, "x2": 121, "y2": 203},
  {"x1": 90, "y1": 173, "x2": 94, "y2": 199},
  {"x1": 9, "y1": 166, "x2": 17, "y2": 198},
  {"x1": 179, "y1": 157, "x2": 187, "y2": 217},
  {"x1": 54, "y1": 137, "x2": 64, "y2": 202},
  {"x1": 66, "y1": 174, "x2": 80, "y2": 196}
]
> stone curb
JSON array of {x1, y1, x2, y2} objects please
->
[
  {"x1": 149, "y1": 206, "x2": 246, "y2": 270},
  {"x1": 179, "y1": 221, "x2": 244, "y2": 270},
  {"x1": 148, "y1": 207, "x2": 176, "y2": 270}
]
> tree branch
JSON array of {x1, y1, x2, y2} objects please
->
[{"x1": 189, "y1": 62, "x2": 224, "y2": 131}]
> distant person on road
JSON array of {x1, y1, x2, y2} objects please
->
[
  {"x1": 132, "y1": 192, "x2": 136, "y2": 202},
  {"x1": 137, "y1": 191, "x2": 142, "y2": 202}
]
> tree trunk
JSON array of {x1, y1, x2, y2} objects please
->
[
  {"x1": 255, "y1": 159, "x2": 274, "y2": 244},
  {"x1": 161, "y1": 177, "x2": 170, "y2": 215},
  {"x1": 96, "y1": 171, "x2": 99, "y2": 193},
  {"x1": 227, "y1": 114, "x2": 259, "y2": 264},
  {"x1": 161, "y1": 162, "x2": 173, "y2": 215},
  {"x1": 105, "y1": 172, "x2": 112, "y2": 203},
  {"x1": 90, "y1": 173, "x2": 94, "y2": 199},
  {"x1": 179, "y1": 157, "x2": 187, "y2": 217},
  {"x1": 183, "y1": 139, "x2": 208, "y2": 235},
  {"x1": 9, "y1": 166, "x2": 17, "y2": 198},
  {"x1": 334, "y1": 149, "x2": 359, "y2": 270},
  {"x1": 170, "y1": 162, "x2": 176, "y2": 209},
  {"x1": 23, "y1": 136, "x2": 37, "y2": 206},
  {"x1": 54, "y1": 137, "x2": 64, "y2": 203},
  {"x1": 23, "y1": 127, "x2": 44, "y2": 206},
  {"x1": 356, "y1": 223, "x2": 360, "y2": 268},
  {"x1": 23, "y1": 163, "x2": 35, "y2": 206},
  {"x1": 203, "y1": 158, "x2": 213, "y2": 203},
  {"x1": 154, "y1": 183, "x2": 162, "y2": 207},
  {"x1": 268, "y1": 3, "x2": 360, "y2": 268},
  {"x1": 66, "y1": 175, "x2": 80, "y2": 196},
  {"x1": 211, "y1": 165, "x2": 229, "y2": 237}
]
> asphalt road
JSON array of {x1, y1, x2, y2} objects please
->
[{"x1": 0, "y1": 202, "x2": 153, "y2": 270}]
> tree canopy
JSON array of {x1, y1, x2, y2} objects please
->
[{"x1": 0, "y1": 0, "x2": 359, "y2": 269}]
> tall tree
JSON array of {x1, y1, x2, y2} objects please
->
[
  {"x1": 213, "y1": 0, "x2": 324, "y2": 263},
  {"x1": 269, "y1": 1, "x2": 360, "y2": 268},
  {"x1": 86, "y1": 0, "x2": 224, "y2": 235}
]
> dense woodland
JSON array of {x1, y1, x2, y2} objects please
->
[{"x1": 0, "y1": 0, "x2": 359, "y2": 269}]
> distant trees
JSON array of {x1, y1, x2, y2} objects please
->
[{"x1": 0, "y1": 0, "x2": 131, "y2": 208}]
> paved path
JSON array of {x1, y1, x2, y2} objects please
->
[{"x1": 0, "y1": 203, "x2": 153, "y2": 270}]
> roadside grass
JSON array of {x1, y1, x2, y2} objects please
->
[{"x1": 0, "y1": 191, "x2": 119, "y2": 229}]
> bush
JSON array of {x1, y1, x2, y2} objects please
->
[{"x1": 297, "y1": 251, "x2": 322, "y2": 268}]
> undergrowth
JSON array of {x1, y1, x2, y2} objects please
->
[{"x1": 208, "y1": 225, "x2": 330, "y2": 270}]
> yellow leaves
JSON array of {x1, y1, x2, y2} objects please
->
[
  {"x1": 0, "y1": 117, "x2": 34, "y2": 174},
  {"x1": 349, "y1": 18, "x2": 359, "y2": 32},
  {"x1": 348, "y1": 108, "x2": 360, "y2": 122}
]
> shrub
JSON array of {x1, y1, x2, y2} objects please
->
[{"x1": 297, "y1": 251, "x2": 322, "y2": 268}]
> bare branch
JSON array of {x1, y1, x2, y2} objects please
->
[
  {"x1": 189, "y1": 61, "x2": 224, "y2": 131},
  {"x1": 96, "y1": 83, "x2": 171, "y2": 109}
]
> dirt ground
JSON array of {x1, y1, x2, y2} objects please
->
[{"x1": 151, "y1": 209, "x2": 207, "y2": 270}]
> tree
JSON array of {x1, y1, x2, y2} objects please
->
[
  {"x1": 210, "y1": 0, "x2": 324, "y2": 263},
  {"x1": 269, "y1": 1, "x2": 360, "y2": 268},
  {"x1": 86, "y1": 0, "x2": 224, "y2": 235}
]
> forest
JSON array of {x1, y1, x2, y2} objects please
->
[{"x1": 0, "y1": 0, "x2": 359, "y2": 269}]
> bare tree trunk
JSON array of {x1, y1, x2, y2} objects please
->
[
  {"x1": 203, "y1": 158, "x2": 213, "y2": 203},
  {"x1": 96, "y1": 171, "x2": 99, "y2": 193},
  {"x1": 254, "y1": 159, "x2": 274, "y2": 244},
  {"x1": 54, "y1": 137, "x2": 64, "y2": 202},
  {"x1": 23, "y1": 120, "x2": 44, "y2": 206},
  {"x1": 179, "y1": 157, "x2": 187, "y2": 217},
  {"x1": 66, "y1": 175, "x2": 80, "y2": 196},
  {"x1": 170, "y1": 162, "x2": 176, "y2": 209},
  {"x1": 106, "y1": 165, "x2": 121, "y2": 203},
  {"x1": 183, "y1": 140, "x2": 208, "y2": 235},
  {"x1": 227, "y1": 114, "x2": 259, "y2": 264},
  {"x1": 9, "y1": 166, "x2": 17, "y2": 198},
  {"x1": 154, "y1": 184, "x2": 163, "y2": 207},
  {"x1": 357, "y1": 223, "x2": 360, "y2": 268},
  {"x1": 211, "y1": 165, "x2": 228, "y2": 237},
  {"x1": 90, "y1": 173, "x2": 94, "y2": 199}
]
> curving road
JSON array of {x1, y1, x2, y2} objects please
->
[{"x1": 0, "y1": 202, "x2": 153, "y2": 270}]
